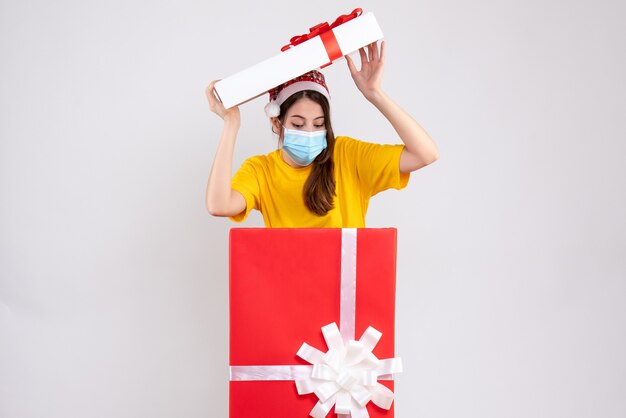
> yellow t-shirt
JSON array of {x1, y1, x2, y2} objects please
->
[{"x1": 230, "y1": 136, "x2": 410, "y2": 227}]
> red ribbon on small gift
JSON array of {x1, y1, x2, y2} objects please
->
[{"x1": 280, "y1": 8, "x2": 363, "y2": 68}]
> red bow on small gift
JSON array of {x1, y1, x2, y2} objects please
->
[{"x1": 280, "y1": 8, "x2": 363, "y2": 52}]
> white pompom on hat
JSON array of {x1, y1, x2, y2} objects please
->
[
  {"x1": 264, "y1": 70, "x2": 331, "y2": 118},
  {"x1": 264, "y1": 101, "x2": 281, "y2": 118}
]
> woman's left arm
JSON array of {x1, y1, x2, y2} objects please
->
[{"x1": 346, "y1": 41, "x2": 439, "y2": 173}]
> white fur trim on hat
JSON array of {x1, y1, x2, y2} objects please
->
[{"x1": 264, "y1": 80, "x2": 331, "y2": 118}]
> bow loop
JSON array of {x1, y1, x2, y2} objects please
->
[{"x1": 329, "y1": 8, "x2": 363, "y2": 29}]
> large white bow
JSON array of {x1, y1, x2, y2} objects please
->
[{"x1": 295, "y1": 322, "x2": 403, "y2": 418}]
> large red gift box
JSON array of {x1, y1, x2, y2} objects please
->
[{"x1": 229, "y1": 228, "x2": 401, "y2": 418}]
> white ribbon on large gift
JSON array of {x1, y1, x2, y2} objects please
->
[{"x1": 230, "y1": 229, "x2": 403, "y2": 417}]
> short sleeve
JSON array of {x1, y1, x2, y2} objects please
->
[
  {"x1": 346, "y1": 138, "x2": 410, "y2": 197},
  {"x1": 229, "y1": 157, "x2": 262, "y2": 223}
]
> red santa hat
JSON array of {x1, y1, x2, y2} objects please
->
[{"x1": 264, "y1": 70, "x2": 331, "y2": 118}]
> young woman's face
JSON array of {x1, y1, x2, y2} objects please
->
[{"x1": 280, "y1": 97, "x2": 326, "y2": 133}]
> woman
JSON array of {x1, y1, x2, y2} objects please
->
[{"x1": 205, "y1": 41, "x2": 439, "y2": 227}]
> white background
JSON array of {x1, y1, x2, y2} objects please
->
[{"x1": 1, "y1": 0, "x2": 625, "y2": 417}]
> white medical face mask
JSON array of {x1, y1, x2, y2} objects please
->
[{"x1": 281, "y1": 127, "x2": 327, "y2": 166}]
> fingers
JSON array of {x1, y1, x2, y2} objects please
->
[
  {"x1": 206, "y1": 80, "x2": 219, "y2": 94},
  {"x1": 379, "y1": 40, "x2": 385, "y2": 64},
  {"x1": 358, "y1": 47, "x2": 368, "y2": 66},
  {"x1": 206, "y1": 80, "x2": 227, "y2": 109},
  {"x1": 205, "y1": 80, "x2": 227, "y2": 116},
  {"x1": 358, "y1": 42, "x2": 383, "y2": 66},
  {"x1": 345, "y1": 55, "x2": 357, "y2": 76},
  {"x1": 205, "y1": 80, "x2": 219, "y2": 103},
  {"x1": 371, "y1": 41, "x2": 379, "y2": 62}
]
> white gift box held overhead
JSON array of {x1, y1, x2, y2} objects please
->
[{"x1": 214, "y1": 8, "x2": 384, "y2": 109}]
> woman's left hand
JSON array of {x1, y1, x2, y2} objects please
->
[{"x1": 346, "y1": 41, "x2": 385, "y2": 102}]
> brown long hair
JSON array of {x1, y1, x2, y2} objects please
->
[{"x1": 278, "y1": 90, "x2": 336, "y2": 216}]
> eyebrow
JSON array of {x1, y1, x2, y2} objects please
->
[{"x1": 290, "y1": 114, "x2": 325, "y2": 120}]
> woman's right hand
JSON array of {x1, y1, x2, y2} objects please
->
[{"x1": 205, "y1": 80, "x2": 240, "y2": 123}]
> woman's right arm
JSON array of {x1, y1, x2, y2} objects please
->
[{"x1": 205, "y1": 81, "x2": 247, "y2": 217}]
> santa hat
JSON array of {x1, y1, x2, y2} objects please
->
[{"x1": 264, "y1": 70, "x2": 331, "y2": 118}]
